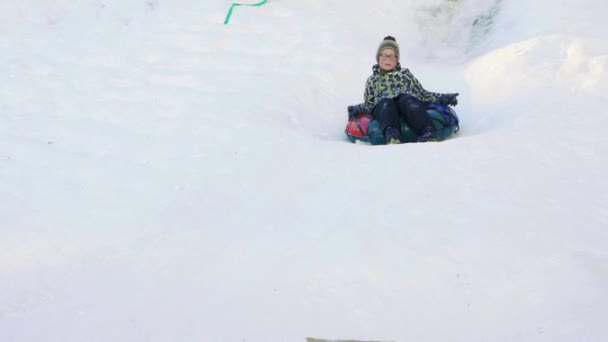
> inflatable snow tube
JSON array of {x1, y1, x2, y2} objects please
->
[{"x1": 345, "y1": 104, "x2": 460, "y2": 145}]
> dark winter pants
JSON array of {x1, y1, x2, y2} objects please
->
[{"x1": 371, "y1": 95, "x2": 433, "y2": 135}]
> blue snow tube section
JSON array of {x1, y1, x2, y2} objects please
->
[{"x1": 347, "y1": 104, "x2": 460, "y2": 145}]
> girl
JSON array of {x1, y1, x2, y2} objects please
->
[{"x1": 347, "y1": 36, "x2": 459, "y2": 144}]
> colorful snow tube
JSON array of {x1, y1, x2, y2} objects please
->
[{"x1": 345, "y1": 103, "x2": 460, "y2": 144}]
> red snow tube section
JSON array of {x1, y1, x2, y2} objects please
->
[{"x1": 344, "y1": 113, "x2": 373, "y2": 139}]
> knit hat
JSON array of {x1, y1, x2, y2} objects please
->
[{"x1": 376, "y1": 36, "x2": 400, "y2": 62}]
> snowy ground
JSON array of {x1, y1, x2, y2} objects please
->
[{"x1": 1, "y1": 0, "x2": 607, "y2": 341}]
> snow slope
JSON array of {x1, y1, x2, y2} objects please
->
[{"x1": 1, "y1": 0, "x2": 607, "y2": 341}]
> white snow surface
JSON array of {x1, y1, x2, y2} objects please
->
[{"x1": 1, "y1": 0, "x2": 608, "y2": 341}]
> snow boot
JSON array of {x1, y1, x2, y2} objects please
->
[
  {"x1": 384, "y1": 126, "x2": 402, "y2": 144},
  {"x1": 417, "y1": 125, "x2": 438, "y2": 142}
]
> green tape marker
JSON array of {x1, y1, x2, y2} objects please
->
[{"x1": 224, "y1": 0, "x2": 268, "y2": 25}]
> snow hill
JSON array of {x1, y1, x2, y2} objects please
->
[{"x1": 1, "y1": 0, "x2": 607, "y2": 341}]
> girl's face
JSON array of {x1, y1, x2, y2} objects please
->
[{"x1": 378, "y1": 48, "x2": 398, "y2": 71}]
